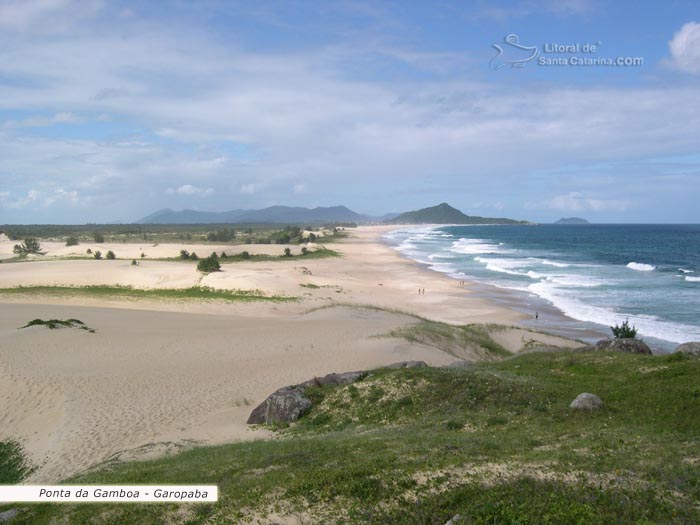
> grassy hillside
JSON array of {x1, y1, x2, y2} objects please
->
[{"x1": 4, "y1": 349, "x2": 699, "y2": 524}]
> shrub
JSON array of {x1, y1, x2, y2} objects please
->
[
  {"x1": 210, "y1": 251, "x2": 219, "y2": 259},
  {"x1": 301, "y1": 247, "x2": 308, "y2": 255},
  {"x1": 0, "y1": 439, "x2": 34, "y2": 483},
  {"x1": 197, "y1": 255, "x2": 221, "y2": 273},
  {"x1": 86, "y1": 248, "x2": 92, "y2": 254},
  {"x1": 611, "y1": 319, "x2": 637, "y2": 339},
  {"x1": 180, "y1": 250, "x2": 190, "y2": 260},
  {"x1": 93, "y1": 250, "x2": 102, "y2": 260},
  {"x1": 131, "y1": 259, "x2": 138, "y2": 266},
  {"x1": 220, "y1": 251, "x2": 227, "y2": 258},
  {"x1": 190, "y1": 252, "x2": 199, "y2": 261},
  {"x1": 283, "y1": 247, "x2": 292, "y2": 257},
  {"x1": 207, "y1": 229, "x2": 236, "y2": 242},
  {"x1": 65, "y1": 236, "x2": 79, "y2": 246},
  {"x1": 13, "y1": 238, "x2": 42, "y2": 255},
  {"x1": 308, "y1": 232, "x2": 317, "y2": 242},
  {"x1": 140, "y1": 252, "x2": 146, "y2": 258},
  {"x1": 106, "y1": 250, "x2": 116, "y2": 260},
  {"x1": 241, "y1": 251, "x2": 250, "y2": 260},
  {"x1": 93, "y1": 232, "x2": 105, "y2": 243}
]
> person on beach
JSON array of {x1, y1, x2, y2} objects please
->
[{"x1": 535, "y1": 311, "x2": 539, "y2": 320}]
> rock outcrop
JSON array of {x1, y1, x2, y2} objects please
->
[
  {"x1": 569, "y1": 393, "x2": 603, "y2": 410},
  {"x1": 594, "y1": 338, "x2": 652, "y2": 354},
  {"x1": 674, "y1": 342, "x2": 700, "y2": 357},
  {"x1": 247, "y1": 362, "x2": 426, "y2": 425}
]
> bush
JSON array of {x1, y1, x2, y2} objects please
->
[
  {"x1": 93, "y1": 250, "x2": 102, "y2": 260},
  {"x1": 301, "y1": 247, "x2": 308, "y2": 255},
  {"x1": 131, "y1": 259, "x2": 138, "y2": 266},
  {"x1": 106, "y1": 250, "x2": 116, "y2": 260},
  {"x1": 241, "y1": 251, "x2": 250, "y2": 260},
  {"x1": 221, "y1": 251, "x2": 227, "y2": 258},
  {"x1": 93, "y1": 232, "x2": 105, "y2": 243},
  {"x1": 13, "y1": 238, "x2": 42, "y2": 255},
  {"x1": 86, "y1": 248, "x2": 92, "y2": 254},
  {"x1": 283, "y1": 247, "x2": 292, "y2": 257},
  {"x1": 65, "y1": 236, "x2": 79, "y2": 246},
  {"x1": 140, "y1": 252, "x2": 146, "y2": 258},
  {"x1": 197, "y1": 255, "x2": 221, "y2": 273},
  {"x1": 207, "y1": 229, "x2": 236, "y2": 242},
  {"x1": 0, "y1": 439, "x2": 34, "y2": 483},
  {"x1": 190, "y1": 252, "x2": 199, "y2": 261},
  {"x1": 611, "y1": 319, "x2": 637, "y2": 339},
  {"x1": 210, "y1": 251, "x2": 219, "y2": 259},
  {"x1": 180, "y1": 250, "x2": 190, "y2": 260}
]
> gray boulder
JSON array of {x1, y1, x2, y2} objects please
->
[
  {"x1": 595, "y1": 338, "x2": 652, "y2": 354},
  {"x1": 247, "y1": 386, "x2": 312, "y2": 425},
  {"x1": 299, "y1": 371, "x2": 364, "y2": 388},
  {"x1": 0, "y1": 509, "x2": 19, "y2": 523},
  {"x1": 674, "y1": 342, "x2": 700, "y2": 357},
  {"x1": 570, "y1": 393, "x2": 603, "y2": 410},
  {"x1": 385, "y1": 360, "x2": 428, "y2": 369}
]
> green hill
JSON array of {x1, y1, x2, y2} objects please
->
[
  {"x1": 387, "y1": 202, "x2": 528, "y2": 225},
  {"x1": 8, "y1": 336, "x2": 699, "y2": 524}
]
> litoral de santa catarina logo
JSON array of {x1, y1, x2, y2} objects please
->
[{"x1": 490, "y1": 34, "x2": 643, "y2": 70}]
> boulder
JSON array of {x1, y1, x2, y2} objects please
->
[
  {"x1": 595, "y1": 338, "x2": 652, "y2": 354},
  {"x1": 385, "y1": 360, "x2": 428, "y2": 369},
  {"x1": 299, "y1": 371, "x2": 364, "y2": 388},
  {"x1": 0, "y1": 509, "x2": 19, "y2": 523},
  {"x1": 674, "y1": 342, "x2": 700, "y2": 357},
  {"x1": 247, "y1": 386, "x2": 312, "y2": 425},
  {"x1": 444, "y1": 515, "x2": 463, "y2": 525},
  {"x1": 569, "y1": 393, "x2": 603, "y2": 410}
]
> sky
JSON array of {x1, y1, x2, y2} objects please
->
[{"x1": 1, "y1": 0, "x2": 699, "y2": 224}]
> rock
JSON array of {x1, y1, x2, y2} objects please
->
[
  {"x1": 446, "y1": 360, "x2": 474, "y2": 368},
  {"x1": 594, "y1": 338, "x2": 652, "y2": 354},
  {"x1": 674, "y1": 342, "x2": 700, "y2": 357},
  {"x1": 299, "y1": 371, "x2": 364, "y2": 388},
  {"x1": 0, "y1": 509, "x2": 19, "y2": 523},
  {"x1": 444, "y1": 515, "x2": 462, "y2": 525},
  {"x1": 385, "y1": 360, "x2": 428, "y2": 369},
  {"x1": 569, "y1": 393, "x2": 603, "y2": 410},
  {"x1": 247, "y1": 386, "x2": 312, "y2": 425}
]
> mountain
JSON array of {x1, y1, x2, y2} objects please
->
[
  {"x1": 136, "y1": 206, "x2": 370, "y2": 224},
  {"x1": 386, "y1": 203, "x2": 527, "y2": 225},
  {"x1": 554, "y1": 217, "x2": 590, "y2": 224}
]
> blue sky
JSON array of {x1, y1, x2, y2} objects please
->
[{"x1": 1, "y1": 0, "x2": 699, "y2": 223}]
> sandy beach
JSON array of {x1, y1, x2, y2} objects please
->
[{"x1": 0, "y1": 226, "x2": 579, "y2": 482}]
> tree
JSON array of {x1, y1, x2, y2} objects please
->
[
  {"x1": 220, "y1": 251, "x2": 227, "y2": 258},
  {"x1": 65, "y1": 236, "x2": 79, "y2": 246},
  {"x1": 197, "y1": 255, "x2": 221, "y2": 273},
  {"x1": 13, "y1": 238, "x2": 43, "y2": 255},
  {"x1": 210, "y1": 251, "x2": 219, "y2": 259},
  {"x1": 93, "y1": 250, "x2": 102, "y2": 260},
  {"x1": 611, "y1": 319, "x2": 637, "y2": 339},
  {"x1": 106, "y1": 250, "x2": 116, "y2": 260},
  {"x1": 93, "y1": 232, "x2": 105, "y2": 243}
]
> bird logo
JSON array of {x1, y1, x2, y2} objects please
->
[{"x1": 490, "y1": 34, "x2": 539, "y2": 70}]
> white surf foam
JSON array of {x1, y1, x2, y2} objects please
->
[
  {"x1": 685, "y1": 276, "x2": 700, "y2": 282},
  {"x1": 626, "y1": 262, "x2": 656, "y2": 272}
]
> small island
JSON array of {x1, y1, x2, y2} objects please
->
[{"x1": 554, "y1": 217, "x2": 590, "y2": 225}]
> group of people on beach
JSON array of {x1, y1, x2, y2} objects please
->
[{"x1": 418, "y1": 288, "x2": 425, "y2": 295}]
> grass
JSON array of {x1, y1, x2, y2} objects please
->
[
  {"x1": 0, "y1": 439, "x2": 34, "y2": 484},
  {"x1": 390, "y1": 319, "x2": 513, "y2": 360},
  {"x1": 0, "y1": 285, "x2": 295, "y2": 303},
  {"x1": 4, "y1": 350, "x2": 700, "y2": 524},
  {"x1": 19, "y1": 318, "x2": 95, "y2": 333}
]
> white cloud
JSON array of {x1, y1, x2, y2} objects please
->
[
  {"x1": 166, "y1": 184, "x2": 213, "y2": 197},
  {"x1": 667, "y1": 21, "x2": 700, "y2": 74},
  {"x1": 3, "y1": 112, "x2": 82, "y2": 128},
  {"x1": 240, "y1": 184, "x2": 257, "y2": 194},
  {"x1": 528, "y1": 192, "x2": 630, "y2": 212},
  {"x1": 293, "y1": 184, "x2": 307, "y2": 194}
]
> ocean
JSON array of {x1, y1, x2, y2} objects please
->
[{"x1": 383, "y1": 224, "x2": 700, "y2": 352}]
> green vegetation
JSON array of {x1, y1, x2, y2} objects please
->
[
  {"x1": 93, "y1": 232, "x2": 105, "y2": 243},
  {"x1": 65, "y1": 236, "x2": 79, "y2": 246},
  {"x1": 12, "y1": 237, "x2": 43, "y2": 255},
  {"x1": 106, "y1": 250, "x2": 116, "y2": 260},
  {"x1": 612, "y1": 319, "x2": 638, "y2": 339},
  {"x1": 0, "y1": 285, "x2": 293, "y2": 303},
  {"x1": 387, "y1": 202, "x2": 529, "y2": 225},
  {"x1": 0, "y1": 439, "x2": 34, "y2": 484},
  {"x1": 196, "y1": 255, "x2": 221, "y2": 273},
  {"x1": 19, "y1": 318, "x2": 95, "y2": 332},
  {"x1": 391, "y1": 320, "x2": 512, "y2": 359},
  {"x1": 7, "y1": 350, "x2": 699, "y2": 524},
  {"x1": 206, "y1": 228, "x2": 235, "y2": 242},
  {"x1": 93, "y1": 250, "x2": 102, "y2": 260}
]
